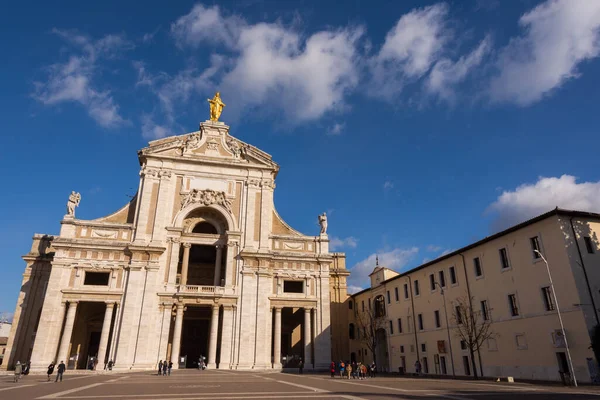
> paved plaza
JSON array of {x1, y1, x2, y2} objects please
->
[{"x1": 2, "y1": 370, "x2": 600, "y2": 400}]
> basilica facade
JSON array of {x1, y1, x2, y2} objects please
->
[{"x1": 2, "y1": 117, "x2": 349, "y2": 372}]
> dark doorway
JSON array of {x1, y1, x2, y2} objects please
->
[
  {"x1": 556, "y1": 352, "x2": 569, "y2": 373},
  {"x1": 180, "y1": 307, "x2": 210, "y2": 368},
  {"x1": 463, "y1": 355, "x2": 471, "y2": 375},
  {"x1": 87, "y1": 331, "x2": 101, "y2": 361}
]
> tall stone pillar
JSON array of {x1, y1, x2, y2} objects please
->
[
  {"x1": 170, "y1": 303, "x2": 184, "y2": 368},
  {"x1": 219, "y1": 305, "x2": 234, "y2": 369},
  {"x1": 214, "y1": 246, "x2": 223, "y2": 286},
  {"x1": 207, "y1": 304, "x2": 220, "y2": 369},
  {"x1": 180, "y1": 243, "x2": 191, "y2": 286},
  {"x1": 304, "y1": 308, "x2": 312, "y2": 368},
  {"x1": 273, "y1": 307, "x2": 282, "y2": 369},
  {"x1": 57, "y1": 301, "x2": 78, "y2": 363},
  {"x1": 96, "y1": 302, "x2": 115, "y2": 366}
]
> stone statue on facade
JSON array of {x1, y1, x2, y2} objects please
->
[
  {"x1": 66, "y1": 191, "x2": 81, "y2": 217},
  {"x1": 318, "y1": 212, "x2": 328, "y2": 235},
  {"x1": 181, "y1": 188, "x2": 233, "y2": 213},
  {"x1": 207, "y1": 92, "x2": 226, "y2": 122}
]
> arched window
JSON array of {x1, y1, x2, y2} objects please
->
[
  {"x1": 192, "y1": 221, "x2": 218, "y2": 234},
  {"x1": 348, "y1": 301, "x2": 353, "y2": 310},
  {"x1": 374, "y1": 295, "x2": 386, "y2": 318},
  {"x1": 349, "y1": 323, "x2": 355, "y2": 340}
]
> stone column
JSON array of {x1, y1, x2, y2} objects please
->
[
  {"x1": 170, "y1": 303, "x2": 184, "y2": 368},
  {"x1": 96, "y1": 302, "x2": 115, "y2": 366},
  {"x1": 273, "y1": 307, "x2": 282, "y2": 369},
  {"x1": 214, "y1": 245, "x2": 223, "y2": 286},
  {"x1": 57, "y1": 301, "x2": 78, "y2": 363},
  {"x1": 304, "y1": 308, "x2": 312, "y2": 368},
  {"x1": 180, "y1": 243, "x2": 191, "y2": 286},
  {"x1": 207, "y1": 304, "x2": 220, "y2": 369},
  {"x1": 219, "y1": 305, "x2": 234, "y2": 369}
]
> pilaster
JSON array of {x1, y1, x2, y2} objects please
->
[{"x1": 219, "y1": 305, "x2": 235, "y2": 369}]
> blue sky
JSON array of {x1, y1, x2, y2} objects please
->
[{"x1": 2, "y1": 0, "x2": 600, "y2": 316}]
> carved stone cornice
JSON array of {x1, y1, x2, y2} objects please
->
[{"x1": 180, "y1": 189, "x2": 232, "y2": 213}]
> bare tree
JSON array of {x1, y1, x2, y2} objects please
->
[
  {"x1": 354, "y1": 298, "x2": 386, "y2": 366},
  {"x1": 451, "y1": 295, "x2": 496, "y2": 379}
]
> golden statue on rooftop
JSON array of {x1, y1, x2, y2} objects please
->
[{"x1": 207, "y1": 91, "x2": 226, "y2": 122}]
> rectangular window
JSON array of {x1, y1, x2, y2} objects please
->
[
  {"x1": 481, "y1": 300, "x2": 489, "y2": 321},
  {"x1": 455, "y1": 305, "x2": 463, "y2": 324},
  {"x1": 430, "y1": 274, "x2": 436, "y2": 291},
  {"x1": 389, "y1": 320, "x2": 394, "y2": 334},
  {"x1": 349, "y1": 301, "x2": 353, "y2": 310},
  {"x1": 460, "y1": 340, "x2": 467, "y2": 350},
  {"x1": 386, "y1": 290, "x2": 391, "y2": 304},
  {"x1": 449, "y1": 266, "x2": 457, "y2": 285},
  {"x1": 509, "y1": 294, "x2": 519, "y2": 316},
  {"x1": 84, "y1": 271, "x2": 110, "y2": 286},
  {"x1": 439, "y1": 270, "x2": 446, "y2": 288},
  {"x1": 542, "y1": 286, "x2": 555, "y2": 311},
  {"x1": 400, "y1": 345, "x2": 404, "y2": 353},
  {"x1": 531, "y1": 236, "x2": 541, "y2": 258},
  {"x1": 585, "y1": 236, "x2": 595, "y2": 254},
  {"x1": 434, "y1": 310, "x2": 441, "y2": 328},
  {"x1": 414, "y1": 280, "x2": 420, "y2": 296},
  {"x1": 283, "y1": 280, "x2": 303, "y2": 293},
  {"x1": 394, "y1": 287, "x2": 399, "y2": 301},
  {"x1": 423, "y1": 357, "x2": 429, "y2": 373},
  {"x1": 398, "y1": 317, "x2": 403, "y2": 333},
  {"x1": 362, "y1": 300, "x2": 365, "y2": 312},
  {"x1": 474, "y1": 257, "x2": 483, "y2": 277},
  {"x1": 418, "y1": 313, "x2": 424, "y2": 330},
  {"x1": 421, "y1": 343, "x2": 427, "y2": 352},
  {"x1": 404, "y1": 283, "x2": 409, "y2": 299},
  {"x1": 499, "y1": 248, "x2": 510, "y2": 269}
]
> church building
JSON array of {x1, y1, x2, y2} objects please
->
[{"x1": 2, "y1": 97, "x2": 349, "y2": 371}]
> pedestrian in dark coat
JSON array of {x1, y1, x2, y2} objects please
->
[
  {"x1": 55, "y1": 361, "x2": 66, "y2": 382},
  {"x1": 158, "y1": 360, "x2": 163, "y2": 376},
  {"x1": 47, "y1": 362, "x2": 55, "y2": 381}
]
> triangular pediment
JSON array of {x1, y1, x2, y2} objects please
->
[{"x1": 138, "y1": 121, "x2": 278, "y2": 171}]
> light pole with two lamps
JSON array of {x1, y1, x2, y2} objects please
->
[
  {"x1": 434, "y1": 281, "x2": 456, "y2": 376},
  {"x1": 535, "y1": 249, "x2": 577, "y2": 387}
]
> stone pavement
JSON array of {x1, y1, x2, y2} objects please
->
[{"x1": 2, "y1": 370, "x2": 600, "y2": 400}]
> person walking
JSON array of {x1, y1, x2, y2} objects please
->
[
  {"x1": 14, "y1": 361, "x2": 22, "y2": 383},
  {"x1": 298, "y1": 358, "x2": 304, "y2": 374},
  {"x1": 414, "y1": 359, "x2": 422, "y2": 376},
  {"x1": 107, "y1": 360, "x2": 114, "y2": 371},
  {"x1": 346, "y1": 363, "x2": 352, "y2": 379},
  {"x1": 47, "y1": 362, "x2": 55, "y2": 381},
  {"x1": 330, "y1": 361, "x2": 336, "y2": 378},
  {"x1": 167, "y1": 361, "x2": 172, "y2": 376},
  {"x1": 339, "y1": 361, "x2": 345, "y2": 378},
  {"x1": 158, "y1": 360, "x2": 163, "y2": 376},
  {"x1": 55, "y1": 360, "x2": 66, "y2": 382}
]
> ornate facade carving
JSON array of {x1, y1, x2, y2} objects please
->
[{"x1": 181, "y1": 189, "x2": 233, "y2": 213}]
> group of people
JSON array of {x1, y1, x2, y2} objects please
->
[
  {"x1": 330, "y1": 360, "x2": 377, "y2": 379},
  {"x1": 12, "y1": 361, "x2": 30, "y2": 382},
  {"x1": 157, "y1": 360, "x2": 173, "y2": 376}
]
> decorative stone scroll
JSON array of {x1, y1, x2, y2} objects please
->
[{"x1": 181, "y1": 189, "x2": 232, "y2": 213}]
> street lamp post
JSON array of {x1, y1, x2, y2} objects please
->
[
  {"x1": 535, "y1": 250, "x2": 578, "y2": 387},
  {"x1": 435, "y1": 281, "x2": 456, "y2": 377}
]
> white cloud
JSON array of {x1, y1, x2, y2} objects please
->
[
  {"x1": 328, "y1": 122, "x2": 345, "y2": 135},
  {"x1": 426, "y1": 36, "x2": 492, "y2": 101},
  {"x1": 347, "y1": 285, "x2": 364, "y2": 295},
  {"x1": 383, "y1": 181, "x2": 394, "y2": 190},
  {"x1": 369, "y1": 3, "x2": 450, "y2": 99},
  {"x1": 427, "y1": 245, "x2": 442, "y2": 252},
  {"x1": 33, "y1": 30, "x2": 131, "y2": 128},
  {"x1": 330, "y1": 236, "x2": 358, "y2": 251},
  {"x1": 0, "y1": 312, "x2": 13, "y2": 323},
  {"x1": 489, "y1": 0, "x2": 600, "y2": 105},
  {"x1": 347, "y1": 247, "x2": 419, "y2": 288},
  {"x1": 168, "y1": 4, "x2": 364, "y2": 124},
  {"x1": 488, "y1": 175, "x2": 600, "y2": 230}
]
